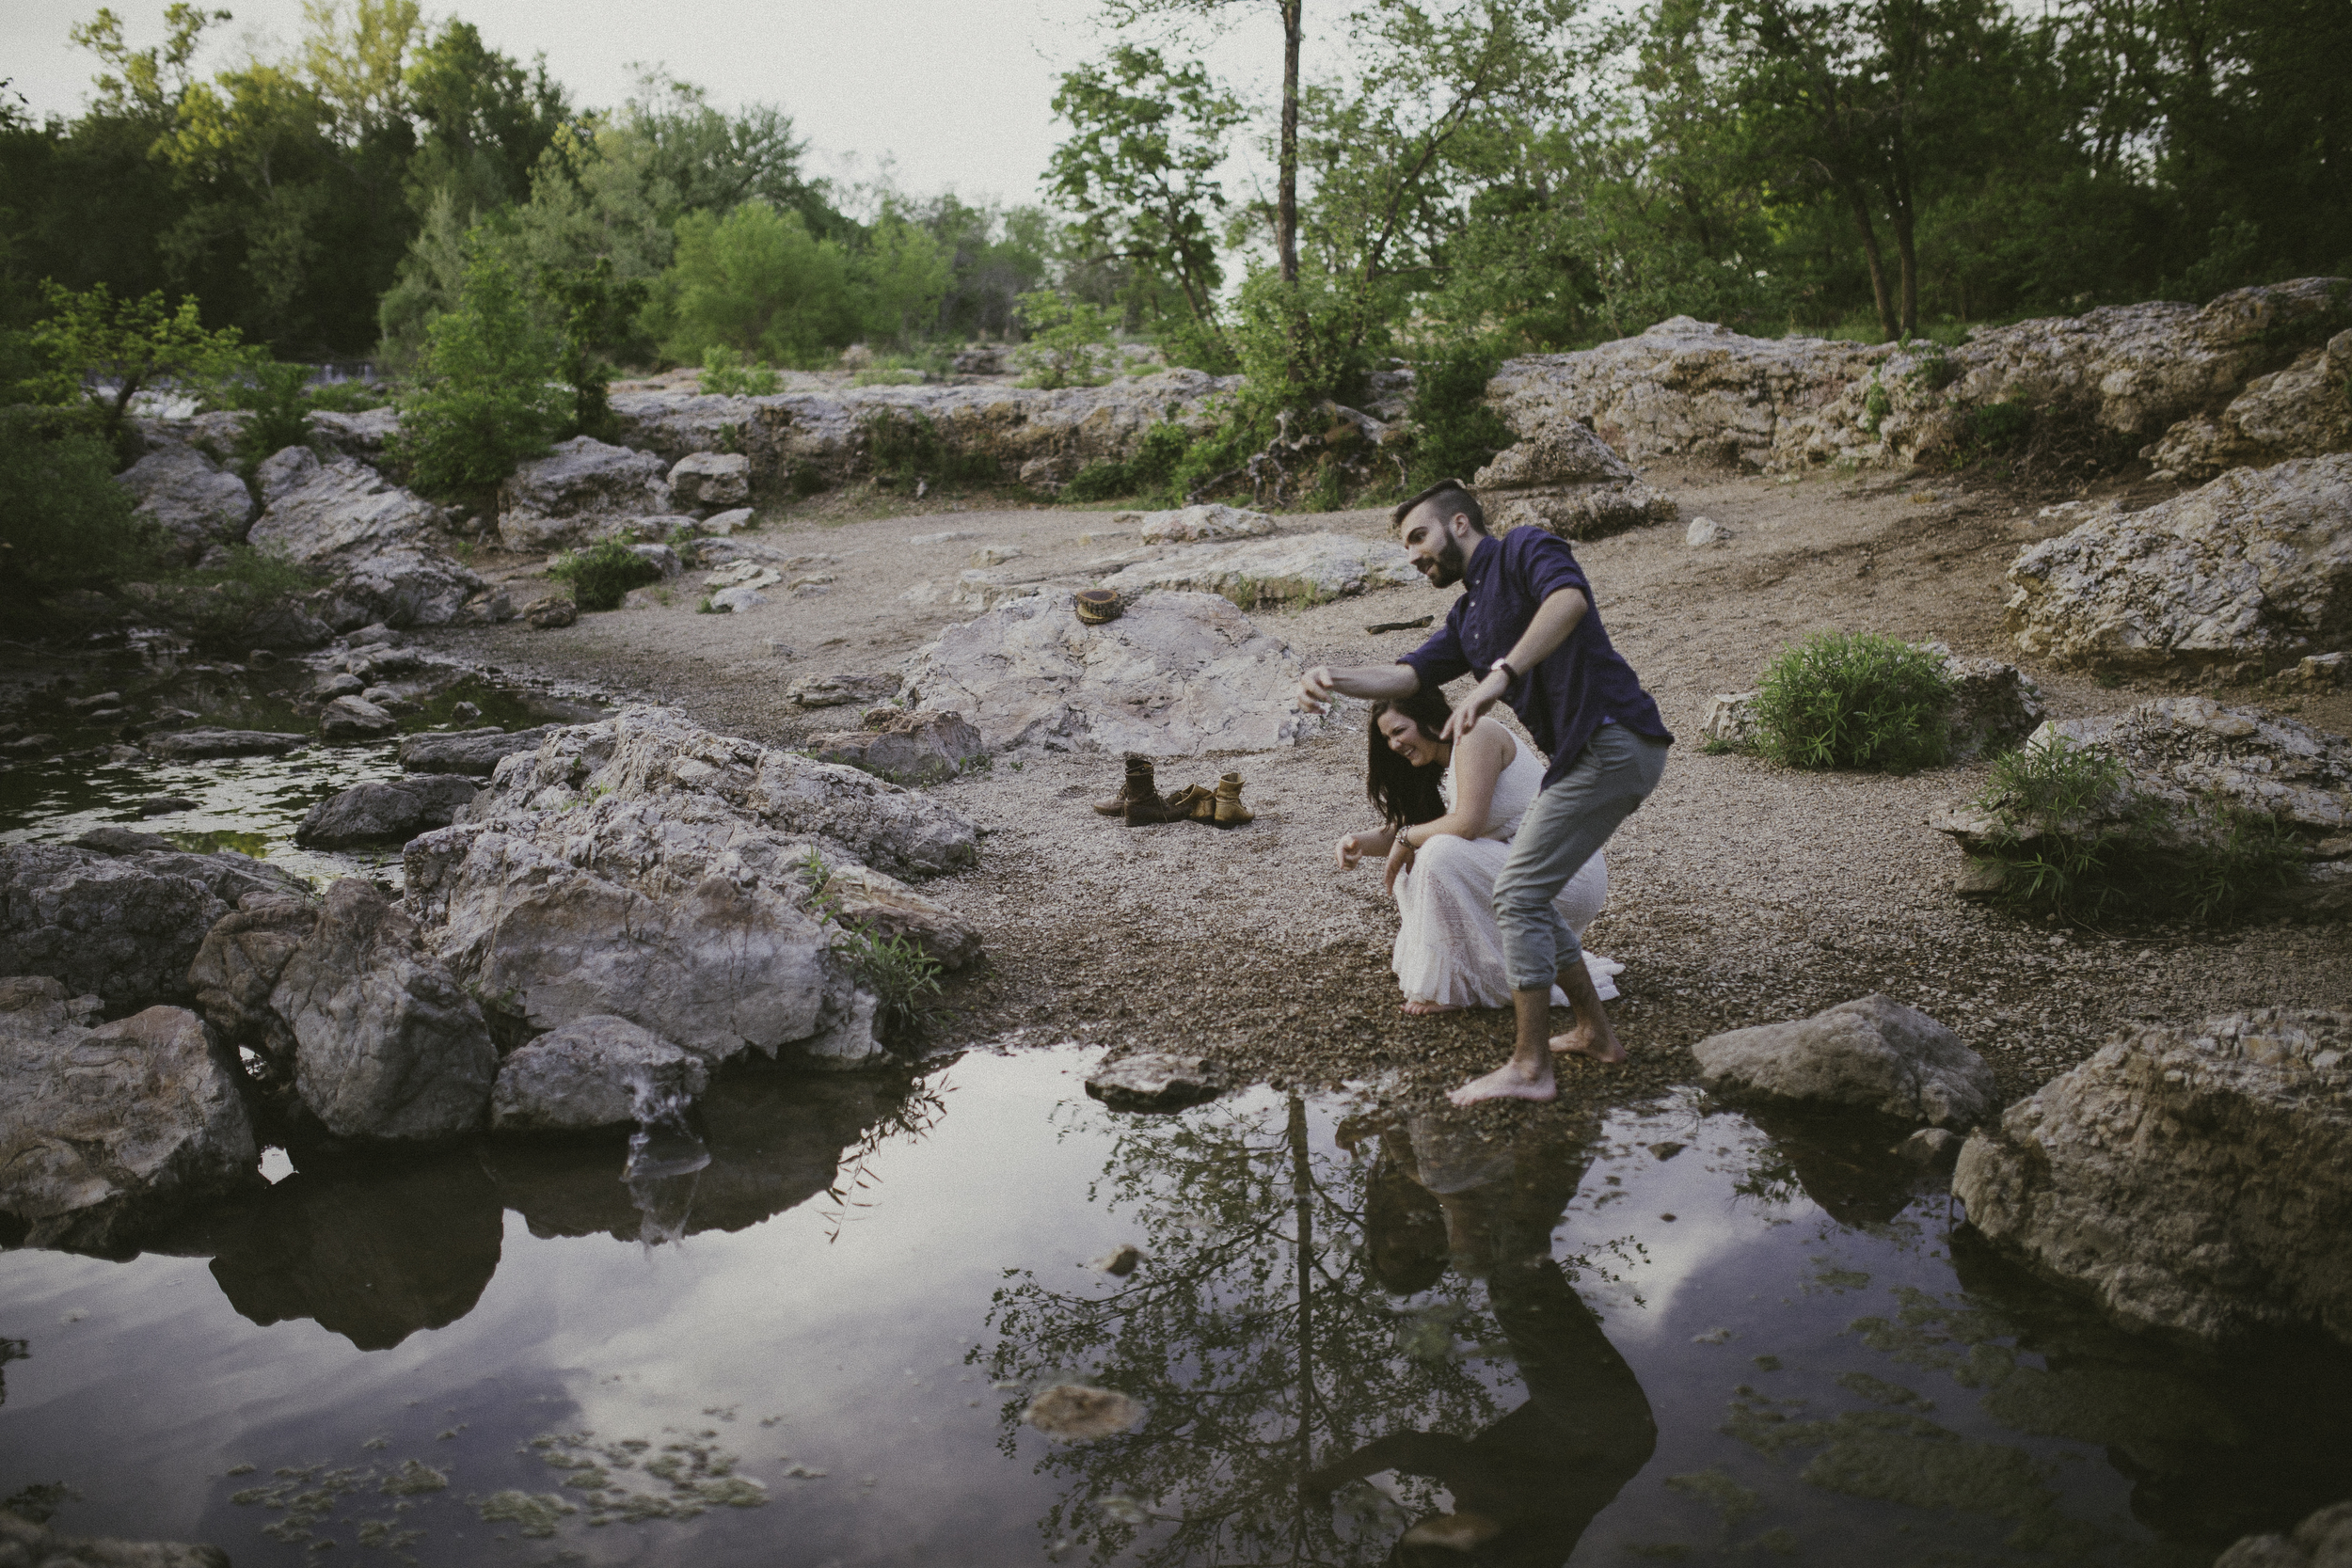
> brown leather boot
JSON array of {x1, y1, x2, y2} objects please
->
[
  {"x1": 1094, "y1": 753, "x2": 1158, "y2": 816},
  {"x1": 1213, "y1": 772, "x2": 1253, "y2": 827},
  {"x1": 1162, "y1": 783, "x2": 1214, "y2": 822},
  {"x1": 1124, "y1": 787, "x2": 1184, "y2": 825}
]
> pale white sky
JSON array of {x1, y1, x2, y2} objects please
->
[{"x1": 3, "y1": 0, "x2": 1309, "y2": 210}]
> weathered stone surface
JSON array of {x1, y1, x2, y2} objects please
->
[
  {"x1": 1097, "y1": 532, "x2": 1418, "y2": 604},
  {"x1": 668, "y1": 450, "x2": 751, "y2": 510},
  {"x1": 271, "y1": 879, "x2": 498, "y2": 1141},
  {"x1": 1701, "y1": 691, "x2": 1759, "y2": 747},
  {"x1": 455, "y1": 706, "x2": 978, "y2": 878},
  {"x1": 1466, "y1": 420, "x2": 1678, "y2": 542},
  {"x1": 1122, "y1": 503, "x2": 1277, "y2": 544},
  {"x1": 2021, "y1": 700, "x2": 2350, "y2": 834},
  {"x1": 397, "y1": 725, "x2": 557, "y2": 776},
  {"x1": 0, "y1": 1505, "x2": 231, "y2": 1566},
  {"x1": 818, "y1": 860, "x2": 982, "y2": 969},
  {"x1": 187, "y1": 893, "x2": 317, "y2": 1055},
  {"x1": 319, "y1": 694, "x2": 397, "y2": 739},
  {"x1": 246, "y1": 446, "x2": 485, "y2": 628},
  {"x1": 525, "y1": 594, "x2": 577, "y2": 629},
  {"x1": 1084, "y1": 1051, "x2": 1221, "y2": 1113},
  {"x1": 0, "y1": 842, "x2": 302, "y2": 1007},
  {"x1": 0, "y1": 980, "x2": 257, "y2": 1253},
  {"x1": 489, "y1": 1014, "x2": 710, "y2": 1132},
  {"x1": 806, "y1": 709, "x2": 984, "y2": 784},
  {"x1": 707, "y1": 583, "x2": 768, "y2": 613},
  {"x1": 1490, "y1": 279, "x2": 2350, "y2": 474},
  {"x1": 2144, "y1": 330, "x2": 2352, "y2": 480},
  {"x1": 1686, "y1": 515, "x2": 1734, "y2": 546},
  {"x1": 1692, "y1": 993, "x2": 1997, "y2": 1128},
  {"x1": 628, "y1": 541, "x2": 683, "y2": 578},
  {"x1": 294, "y1": 774, "x2": 480, "y2": 847},
  {"x1": 789, "y1": 672, "x2": 900, "y2": 708},
  {"x1": 306, "y1": 403, "x2": 400, "y2": 457},
  {"x1": 1954, "y1": 1008, "x2": 2351, "y2": 1345},
  {"x1": 2215, "y1": 1501, "x2": 2352, "y2": 1568},
  {"x1": 114, "y1": 442, "x2": 255, "y2": 561},
  {"x1": 498, "y1": 436, "x2": 673, "y2": 551},
  {"x1": 144, "y1": 726, "x2": 307, "y2": 759},
  {"x1": 902, "y1": 589, "x2": 1324, "y2": 756},
  {"x1": 2006, "y1": 454, "x2": 2352, "y2": 673}
]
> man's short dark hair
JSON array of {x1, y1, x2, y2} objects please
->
[{"x1": 1391, "y1": 480, "x2": 1486, "y2": 535}]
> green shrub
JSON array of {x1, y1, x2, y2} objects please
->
[
  {"x1": 1404, "y1": 337, "x2": 1514, "y2": 490},
  {"x1": 549, "y1": 538, "x2": 661, "y2": 610},
  {"x1": 0, "y1": 406, "x2": 164, "y2": 607},
  {"x1": 860, "y1": 409, "x2": 1002, "y2": 491},
  {"x1": 1061, "y1": 461, "x2": 1133, "y2": 502},
  {"x1": 153, "y1": 545, "x2": 321, "y2": 649},
  {"x1": 1753, "y1": 632, "x2": 1955, "y2": 771},
  {"x1": 1955, "y1": 399, "x2": 2034, "y2": 462},
  {"x1": 1013, "y1": 291, "x2": 1118, "y2": 388},
  {"x1": 202, "y1": 356, "x2": 313, "y2": 471},
  {"x1": 660, "y1": 201, "x2": 858, "y2": 369},
  {"x1": 394, "y1": 251, "x2": 570, "y2": 501},
  {"x1": 1227, "y1": 266, "x2": 1376, "y2": 421},
  {"x1": 699, "y1": 345, "x2": 781, "y2": 396},
  {"x1": 304, "y1": 380, "x2": 388, "y2": 413}
]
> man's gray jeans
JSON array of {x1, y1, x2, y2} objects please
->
[{"x1": 1494, "y1": 724, "x2": 1670, "y2": 991}]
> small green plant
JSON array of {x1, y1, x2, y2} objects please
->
[
  {"x1": 303, "y1": 380, "x2": 387, "y2": 413},
  {"x1": 1013, "y1": 291, "x2": 1118, "y2": 389},
  {"x1": 700, "y1": 346, "x2": 782, "y2": 396},
  {"x1": 860, "y1": 409, "x2": 1002, "y2": 491},
  {"x1": 1949, "y1": 399, "x2": 2034, "y2": 467},
  {"x1": 1859, "y1": 372, "x2": 1892, "y2": 436},
  {"x1": 154, "y1": 544, "x2": 322, "y2": 649},
  {"x1": 1061, "y1": 460, "x2": 1134, "y2": 502},
  {"x1": 1753, "y1": 632, "x2": 1954, "y2": 771},
  {"x1": 549, "y1": 538, "x2": 662, "y2": 611},
  {"x1": 202, "y1": 355, "x2": 314, "y2": 470},
  {"x1": 794, "y1": 849, "x2": 946, "y2": 1039},
  {"x1": 1904, "y1": 341, "x2": 1962, "y2": 393},
  {"x1": 0, "y1": 405, "x2": 162, "y2": 608}
]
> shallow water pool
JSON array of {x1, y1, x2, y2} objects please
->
[{"x1": 3, "y1": 1044, "x2": 2346, "y2": 1565}]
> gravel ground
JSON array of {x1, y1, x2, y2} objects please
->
[{"x1": 434, "y1": 463, "x2": 2352, "y2": 1120}]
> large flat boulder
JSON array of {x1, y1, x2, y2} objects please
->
[
  {"x1": 1692, "y1": 993, "x2": 1997, "y2": 1129},
  {"x1": 271, "y1": 879, "x2": 498, "y2": 1141},
  {"x1": 114, "y1": 442, "x2": 255, "y2": 561},
  {"x1": 145, "y1": 726, "x2": 307, "y2": 759},
  {"x1": 2005, "y1": 453, "x2": 2352, "y2": 673},
  {"x1": 1096, "y1": 531, "x2": 1417, "y2": 606},
  {"x1": 396, "y1": 724, "x2": 557, "y2": 776},
  {"x1": 497, "y1": 436, "x2": 673, "y2": 552},
  {"x1": 900, "y1": 589, "x2": 1325, "y2": 755},
  {"x1": 305, "y1": 403, "x2": 400, "y2": 458},
  {"x1": 489, "y1": 1014, "x2": 710, "y2": 1132},
  {"x1": 246, "y1": 446, "x2": 487, "y2": 628},
  {"x1": 668, "y1": 450, "x2": 750, "y2": 511},
  {"x1": 294, "y1": 774, "x2": 480, "y2": 847},
  {"x1": 1954, "y1": 1008, "x2": 2351, "y2": 1345},
  {"x1": 0, "y1": 842, "x2": 304, "y2": 1008},
  {"x1": 0, "y1": 977, "x2": 258, "y2": 1254}
]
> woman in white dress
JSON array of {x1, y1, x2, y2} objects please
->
[{"x1": 1335, "y1": 687, "x2": 1620, "y2": 1015}]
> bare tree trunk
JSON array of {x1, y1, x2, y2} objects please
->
[
  {"x1": 1830, "y1": 172, "x2": 1899, "y2": 341},
  {"x1": 1279, "y1": 0, "x2": 1302, "y2": 282}
]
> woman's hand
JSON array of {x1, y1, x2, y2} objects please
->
[
  {"x1": 1335, "y1": 833, "x2": 1365, "y2": 869},
  {"x1": 1383, "y1": 829, "x2": 1418, "y2": 897}
]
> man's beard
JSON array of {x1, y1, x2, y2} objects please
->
[{"x1": 1419, "y1": 534, "x2": 1468, "y2": 588}]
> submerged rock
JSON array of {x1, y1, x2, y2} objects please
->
[
  {"x1": 1956, "y1": 1008, "x2": 2351, "y2": 1346},
  {"x1": 114, "y1": 441, "x2": 256, "y2": 562},
  {"x1": 144, "y1": 726, "x2": 307, "y2": 759},
  {"x1": 1024, "y1": 1383, "x2": 1147, "y2": 1440},
  {"x1": 396, "y1": 724, "x2": 557, "y2": 776},
  {"x1": 1096, "y1": 531, "x2": 1417, "y2": 605},
  {"x1": 490, "y1": 1015, "x2": 710, "y2": 1132},
  {"x1": 0, "y1": 978, "x2": 258, "y2": 1254},
  {"x1": 901, "y1": 590, "x2": 1324, "y2": 756},
  {"x1": 271, "y1": 879, "x2": 498, "y2": 1142},
  {"x1": 1085, "y1": 1051, "x2": 1222, "y2": 1113},
  {"x1": 1692, "y1": 994, "x2": 1997, "y2": 1129},
  {"x1": 498, "y1": 436, "x2": 673, "y2": 551},
  {"x1": 2006, "y1": 454, "x2": 2352, "y2": 673},
  {"x1": 246, "y1": 446, "x2": 487, "y2": 629},
  {"x1": 294, "y1": 774, "x2": 480, "y2": 847}
]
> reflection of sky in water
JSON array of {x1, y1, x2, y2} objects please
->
[{"x1": 0, "y1": 1048, "x2": 2343, "y2": 1567}]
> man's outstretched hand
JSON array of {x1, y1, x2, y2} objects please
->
[{"x1": 1297, "y1": 664, "x2": 1338, "y2": 714}]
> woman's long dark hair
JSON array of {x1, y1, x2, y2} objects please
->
[{"x1": 1367, "y1": 688, "x2": 1454, "y2": 827}]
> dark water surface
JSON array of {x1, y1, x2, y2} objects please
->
[{"x1": 3, "y1": 1046, "x2": 2346, "y2": 1566}]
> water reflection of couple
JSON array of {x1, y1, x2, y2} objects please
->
[{"x1": 1312, "y1": 1116, "x2": 1656, "y2": 1565}]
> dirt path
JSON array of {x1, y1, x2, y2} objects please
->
[{"x1": 432, "y1": 466, "x2": 2352, "y2": 1113}]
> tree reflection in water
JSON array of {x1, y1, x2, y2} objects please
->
[{"x1": 977, "y1": 1094, "x2": 1657, "y2": 1567}]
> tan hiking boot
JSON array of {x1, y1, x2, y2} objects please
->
[
  {"x1": 1161, "y1": 783, "x2": 1214, "y2": 822},
  {"x1": 1094, "y1": 753, "x2": 1158, "y2": 816},
  {"x1": 1213, "y1": 772, "x2": 1253, "y2": 827}
]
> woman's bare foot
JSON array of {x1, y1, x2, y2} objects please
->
[
  {"x1": 1549, "y1": 1018, "x2": 1626, "y2": 1064},
  {"x1": 1401, "y1": 1000, "x2": 1467, "y2": 1016},
  {"x1": 1447, "y1": 1061, "x2": 1556, "y2": 1105}
]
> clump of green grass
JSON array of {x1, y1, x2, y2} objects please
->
[
  {"x1": 548, "y1": 538, "x2": 661, "y2": 611},
  {"x1": 795, "y1": 850, "x2": 947, "y2": 1040},
  {"x1": 1753, "y1": 632, "x2": 1954, "y2": 772},
  {"x1": 699, "y1": 347, "x2": 780, "y2": 396},
  {"x1": 155, "y1": 544, "x2": 322, "y2": 649}
]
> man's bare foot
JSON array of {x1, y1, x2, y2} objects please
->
[
  {"x1": 1447, "y1": 1062, "x2": 1556, "y2": 1106},
  {"x1": 1549, "y1": 1019, "x2": 1626, "y2": 1064},
  {"x1": 1401, "y1": 1000, "x2": 1467, "y2": 1016}
]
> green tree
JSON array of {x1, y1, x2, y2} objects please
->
[
  {"x1": 393, "y1": 247, "x2": 567, "y2": 499},
  {"x1": 24, "y1": 280, "x2": 248, "y2": 449},
  {"x1": 400, "y1": 18, "x2": 569, "y2": 219},
  {"x1": 543, "y1": 256, "x2": 646, "y2": 440},
  {"x1": 853, "y1": 209, "x2": 952, "y2": 347},
  {"x1": 0, "y1": 408, "x2": 161, "y2": 609},
  {"x1": 657, "y1": 200, "x2": 857, "y2": 368}
]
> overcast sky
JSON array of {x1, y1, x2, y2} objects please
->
[{"x1": 5, "y1": 0, "x2": 1300, "y2": 209}]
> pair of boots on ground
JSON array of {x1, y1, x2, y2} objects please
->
[{"x1": 1094, "y1": 753, "x2": 1253, "y2": 827}]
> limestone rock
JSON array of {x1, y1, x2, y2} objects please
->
[
  {"x1": 1941, "y1": 654, "x2": 2049, "y2": 759},
  {"x1": 454, "y1": 706, "x2": 978, "y2": 878},
  {"x1": 901, "y1": 589, "x2": 1324, "y2": 756},
  {"x1": 294, "y1": 774, "x2": 480, "y2": 847},
  {"x1": 1953, "y1": 1008, "x2": 2351, "y2": 1345},
  {"x1": 2006, "y1": 454, "x2": 2352, "y2": 673},
  {"x1": 305, "y1": 403, "x2": 400, "y2": 458},
  {"x1": 789, "y1": 672, "x2": 900, "y2": 708},
  {"x1": 1701, "y1": 691, "x2": 1758, "y2": 747},
  {"x1": 2144, "y1": 330, "x2": 2352, "y2": 479},
  {"x1": 1097, "y1": 532, "x2": 1418, "y2": 605},
  {"x1": 0, "y1": 1506, "x2": 230, "y2": 1566},
  {"x1": 818, "y1": 861, "x2": 981, "y2": 969},
  {"x1": 396, "y1": 724, "x2": 557, "y2": 776},
  {"x1": 498, "y1": 436, "x2": 674, "y2": 551},
  {"x1": 1126, "y1": 504, "x2": 1277, "y2": 544},
  {"x1": 708, "y1": 583, "x2": 768, "y2": 613},
  {"x1": 806, "y1": 709, "x2": 984, "y2": 784},
  {"x1": 271, "y1": 879, "x2": 497, "y2": 1141},
  {"x1": 319, "y1": 694, "x2": 397, "y2": 739},
  {"x1": 526, "y1": 594, "x2": 578, "y2": 629},
  {"x1": 701, "y1": 506, "x2": 754, "y2": 535},
  {"x1": 114, "y1": 443, "x2": 255, "y2": 561},
  {"x1": 1692, "y1": 993, "x2": 1997, "y2": 1128},
  {"x1": 0, "y1": 979, "x2": 257, "y2": 1253},
  {"x1": 489, "y1": 1014, "x2": 711, "y2": 1132},
  {"x1": 144, "y1": 726, "x2": 307, "y2": 759},
  {"x1": 187, "y1": 892, "x2": 317, "y2": 1056},
  {"x1": 1475, "y1": 420, "x2": 1638, "y2": 487},
  {"x1": 2011, "y1": 700, "x2": 2352, "y2": 835},
  {"x1": 1084, "y1": 1051, "x2": 1221, "y2": 1113},
  {"x1": 2214, "y1": 1501, "x2": 2352, "y2": 1568},
  {"x1": 1686, "y1": 515, "x2": 1733, "y2": 547},
  {"x1": 0, "y1": 842, "x2": 301, "y2": 1007},
  {"x1": 2286, "y1": 650, "x2": 2347, "y2": 691},
  {"x1": 668, "y1": 450, "x2": 751, "y2": 510},
  {"x1": 1468, "y1": 420, "x2": 1677, "y2": 543},
  {"x1": 247, "y1": 446, "x2": 485, "y2": 628}
]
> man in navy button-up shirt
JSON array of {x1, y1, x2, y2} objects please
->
[{"x1": 1299, "y1": 481, "x2": 1672, "y2": 1105}]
